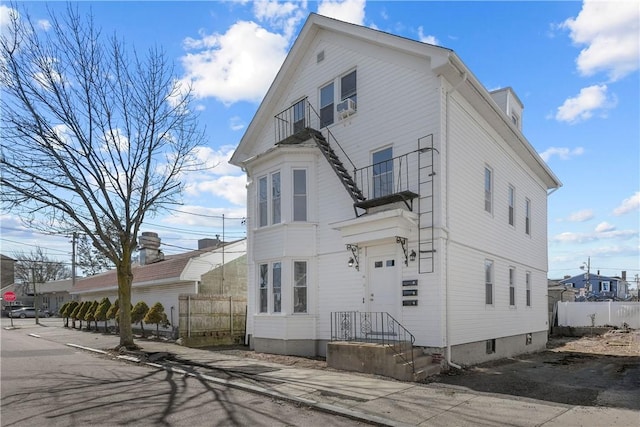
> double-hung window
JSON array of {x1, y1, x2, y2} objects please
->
[
  {"x1": 293, "y1": 261, "x2": 307, "y2": 313},
  {"x1": 320, "y1": 83, "x2": 334, "y2": 127},
  {"x1": 292, "y1": 99, "x2": 306, "y2": 134},
  {"x1": 509, "y1": 267, "x2": 516, "y2": 306},
  {"x1": 525, "y1": 272, "x2": 531, "y2": 307},
  {"x1": 258, "y1": 172, "x2": 281, "y2": 227},
  {"x1": 484, "y1": 167, "x2": 493, "y2": 213},
  {"x1": 293, "y1": 169, "x2": 307, "y2": 221},
  {"x1": 271, "y1": 172, "x2": 281, "y2": 224},
  {"x1": 508, "y1": 186, "x2": 515, "y2": 226},
  {"x1": 258, "y1": 177, "x2": 268, "y2": 227},
  {"x1": 373, "y1": 147, "x2": 393, "y2": 198},
  {"x1": 259, "y1": 264, "x2": 268, "y2": 313},
  {"x1": 485, "y1": 260, "x2": 494, "y2": 305},
  {"x1": 341, "y1": 70, "x2": 357, "y2": 104},
  {"x1": 525, "y1": 198, "x2": 531, "y2": 235},
  {"x1": 272, "y1": 262, "x2": 282, "y2": 313}
]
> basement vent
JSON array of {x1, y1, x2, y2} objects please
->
[{"x1": 317, "y1": 50, "x2": 325, "y2": 63}]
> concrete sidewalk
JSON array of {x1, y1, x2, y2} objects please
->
[{"x1": 10, "y1": 323, "x2": 640, "y2": 427}]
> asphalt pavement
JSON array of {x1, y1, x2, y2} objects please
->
[{"x1": 4, "y1": 320, "x2": 639, "y2": 427}]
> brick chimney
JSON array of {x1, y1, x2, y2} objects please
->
[{"x1": 138, "y1": 232, "x2": 164, "y2": 265}]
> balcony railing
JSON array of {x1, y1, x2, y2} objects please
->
[
  {"x1": 274, "y1": 98, "x2": 356, "y2": 171},
  {"x1": 331, "y1": 311, "x2": 415, "y2": 370},
  {"x1": 353, "y1": 152, "x2": 418, "y2": 208}
]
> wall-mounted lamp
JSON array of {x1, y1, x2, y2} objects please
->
[
  {"x1": 410, "y1": 250, "x2": 417, "y2": 262},
  {"x1": 346, "y1": 244, "x2": 360, "y2": 271}
]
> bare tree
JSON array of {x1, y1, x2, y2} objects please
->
[
  {"x1": 0, "y1": 4, "x2": 205, "y2": 349},
  {"x1": 13, "y1": 247, "x2": 71, "y2": 284},
  {"x1": 77, "y1": 233, "x2": 114, "y2": 276}
]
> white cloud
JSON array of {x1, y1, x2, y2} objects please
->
[
  {"x1": 186, "y1": 175, "x2": 247, "y2": 206},
  {"x1": 564, "y1": 209, "x2": 594, "y2": 222},
  {"x1": 561, "y1": 0, "x2": 640, "y2": 81},
  {"x1": 180, "y1": 21, "x2": 289, "y2": 104},
  {"x1": 613, "y1": 191, "x2": 640, "y2": 216},
  {"x1": 192, "y1": 145, "x2": 242, "y2": 176},
  {"x1": 229, "y1": 116, "x2": 245, "y2": 131},
  {"x1": 0, "y1": 5, "x2": 17, "y2": 33},
  {"x1": 552, "y1": 223, "x2": 637, "y2": 244},
  {"x1": 317, "y1": 0, "x2": 366, "y2": 25},
  {"x1": 594, "y1": 221, "x2": 615, "y2": 233},
  {"x1": 417, "y1": 26, "x2": 438, "y2": 45},
  {"x1": 37, "y1": 19, "x2": 51, "y2": 31},
  {"x1": 555, "y1": 84, "x2": 616, "y2": 123},
  {"x1": 253, "y1": 0, "x2": 306, "y2": 39},
  {"x1": 539, "y1": 146, "x2": 584, "y2": 162}
]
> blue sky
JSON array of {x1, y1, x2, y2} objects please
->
[{"x1": 1, "y1": 0, "x2": 638, "y2": 284}]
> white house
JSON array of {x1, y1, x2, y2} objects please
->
[
  {"x1": 230, "y1": 14, "x2": 561, "y2": 367},
  {"x1": 72, "y1": 234, "x2": 247, "y2": 333}
]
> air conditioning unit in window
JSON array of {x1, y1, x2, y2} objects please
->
[{"x1": 337, "y1": 98, "x2": 356, "y2": 119}]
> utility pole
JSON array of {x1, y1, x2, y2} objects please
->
[
  {"x1": 32, "y1": 267, "x2": 39, "y2": 325},
  {"x1": 580, "y1": 257, "x2": 591, "y2": 294},
  {"x1": 71, "y1": 232, "x2": 77, "y2": 289}
]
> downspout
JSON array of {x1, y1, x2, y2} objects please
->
[{"x1": 445, "y1": 70, "x2": 467, "y2": 370}]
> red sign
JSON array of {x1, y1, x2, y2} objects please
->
[{"x1": 3, "y1": 291, "x2": 16, "y2": 302}]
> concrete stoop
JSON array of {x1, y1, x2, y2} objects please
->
[{"x1": 327, "y1": 341, "x2": 442, "y2": 382}]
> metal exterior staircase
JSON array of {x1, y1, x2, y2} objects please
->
[{"x1": 310, "y1": 131, "x2": 365, "y2": 204}]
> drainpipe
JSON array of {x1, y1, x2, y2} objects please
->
[{"x1": 444, "y1": 70, "x2": 467, "y2": 370}]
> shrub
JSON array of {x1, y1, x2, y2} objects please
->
[
  {"x1": 131, "y1": 301, "x2": 149, "y2": 337},
  {"x1": 106, "y1": 299, "x2": 119, "y2": 333},
  {"x1": 76, "y1": 301, "x2": 91, "y2": 330},
  {"x1": 84, "y1": 300, "x2": 99, "y2": 330},
  {"x1": 69, "y1": 301, "x2": 82, "y2": 329},
  {"x1": 94, "y1": 297, "x2": 112, "y2": 333},
  {"x1": 144, "y1": 302, "x2": 167, "y2": 337},
  {"x1": 59, "y1": 302, "x2": 70, "y2": 327}
]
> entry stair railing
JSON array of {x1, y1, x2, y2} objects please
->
[{"x1": 330, "y1": 311, "x2": 415, "y2": 373}]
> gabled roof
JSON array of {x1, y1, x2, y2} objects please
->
[
  {"x1": 559, "y1": 273, "x2": 619, "y2": 284},
  {"x1": 72, "y1": 239, "x2": 246, "y2": 294},
  {"x1": 230, "y1": 13, "x2": 561, "y2": 191}
]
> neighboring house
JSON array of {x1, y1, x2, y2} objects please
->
[
  {"x1": 38, "y1": 278, "x2": 76, "y2": 314},
  {"x1": 1, "y1": 254, "x2": 16, "y2": 288},
  {"x1": 559, "y1": 272, "x2": 630, "y2": 300},
  {"x1": 71, "y1": 234, "x2": 247, "y2": 333},
  {"x1": 230, "y1": 14, "x2": 561, "y2": 367}
]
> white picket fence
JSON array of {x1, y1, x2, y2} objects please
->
[{"x1": 556, "y1": 301, "x2": 640, "y2": 329}]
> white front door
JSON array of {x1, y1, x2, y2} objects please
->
[{"x1": 367, "y1": 251, "x2": 398, "y2": 318}]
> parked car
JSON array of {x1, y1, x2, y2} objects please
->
[
  {"x1": 2, "y1": 304, "x2": 29, "y2": 317},
  {"x1": 8, "y1": 307, "x2": 52, "y2": 318}
]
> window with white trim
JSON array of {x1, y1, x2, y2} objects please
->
[
  {"x1": 526, "y1": 271, "x2": 531, "y2": 307},
  {"x1": 485, "y1": 260, "x2": 494, "y2": 305},
  {"x1": 508, "y1": 185, "x2": 515, "y2": 226},
  {"x1": 600, "y1": 281, "x2": 610, "y2": 292},
  {"x1": 509, "y1": 267, "x2": 516, "y2": 306},
  {"x1": 293, "y1": 169, "x2": 307, "y2": 221},
  {"x1": 259, "y1": 263, "x2": 268, "y2": 313},
  {"x1": 525, "y1": 198, "x2": 531, "y2": 235},
  {"x1": 293, "y1": 261, "x2": 307, "y2": 313},
  {"x1": 258, "y1": 177, "x2": 268, "y2": 227},
  {"x1": 273, "y1": 262, "x2": 282, "y2": 313},
  {"x1": 373, "y1": 147, "x2": 393, "y2": 198},
  {"x1": 484, "y1": 167, "x2": 493, "y2": 213},
  {"x1": 320, "y1": 82, "x2": 334, "y2": 127},
  {"x1": 272, "y1": 172, "x2": 281, "y2": 224},
  {"x1": 341, "y1": 70, "x2": 356, "y2": 104}
]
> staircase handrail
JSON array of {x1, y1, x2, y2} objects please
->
[
  {"x1": 331, "y1": 311, "x2": 416, "y2": 372},
  {"x1": 306, "y1": 102, "x2": 357, "y2": 172}
]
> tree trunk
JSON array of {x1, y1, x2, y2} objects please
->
[{"x1": 116, "y1": 260, "x2": 135, "y2": 349}]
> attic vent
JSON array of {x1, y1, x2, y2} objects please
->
[{"x1": 317, "y1": 50, "x2": 325, "y2": 63}]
